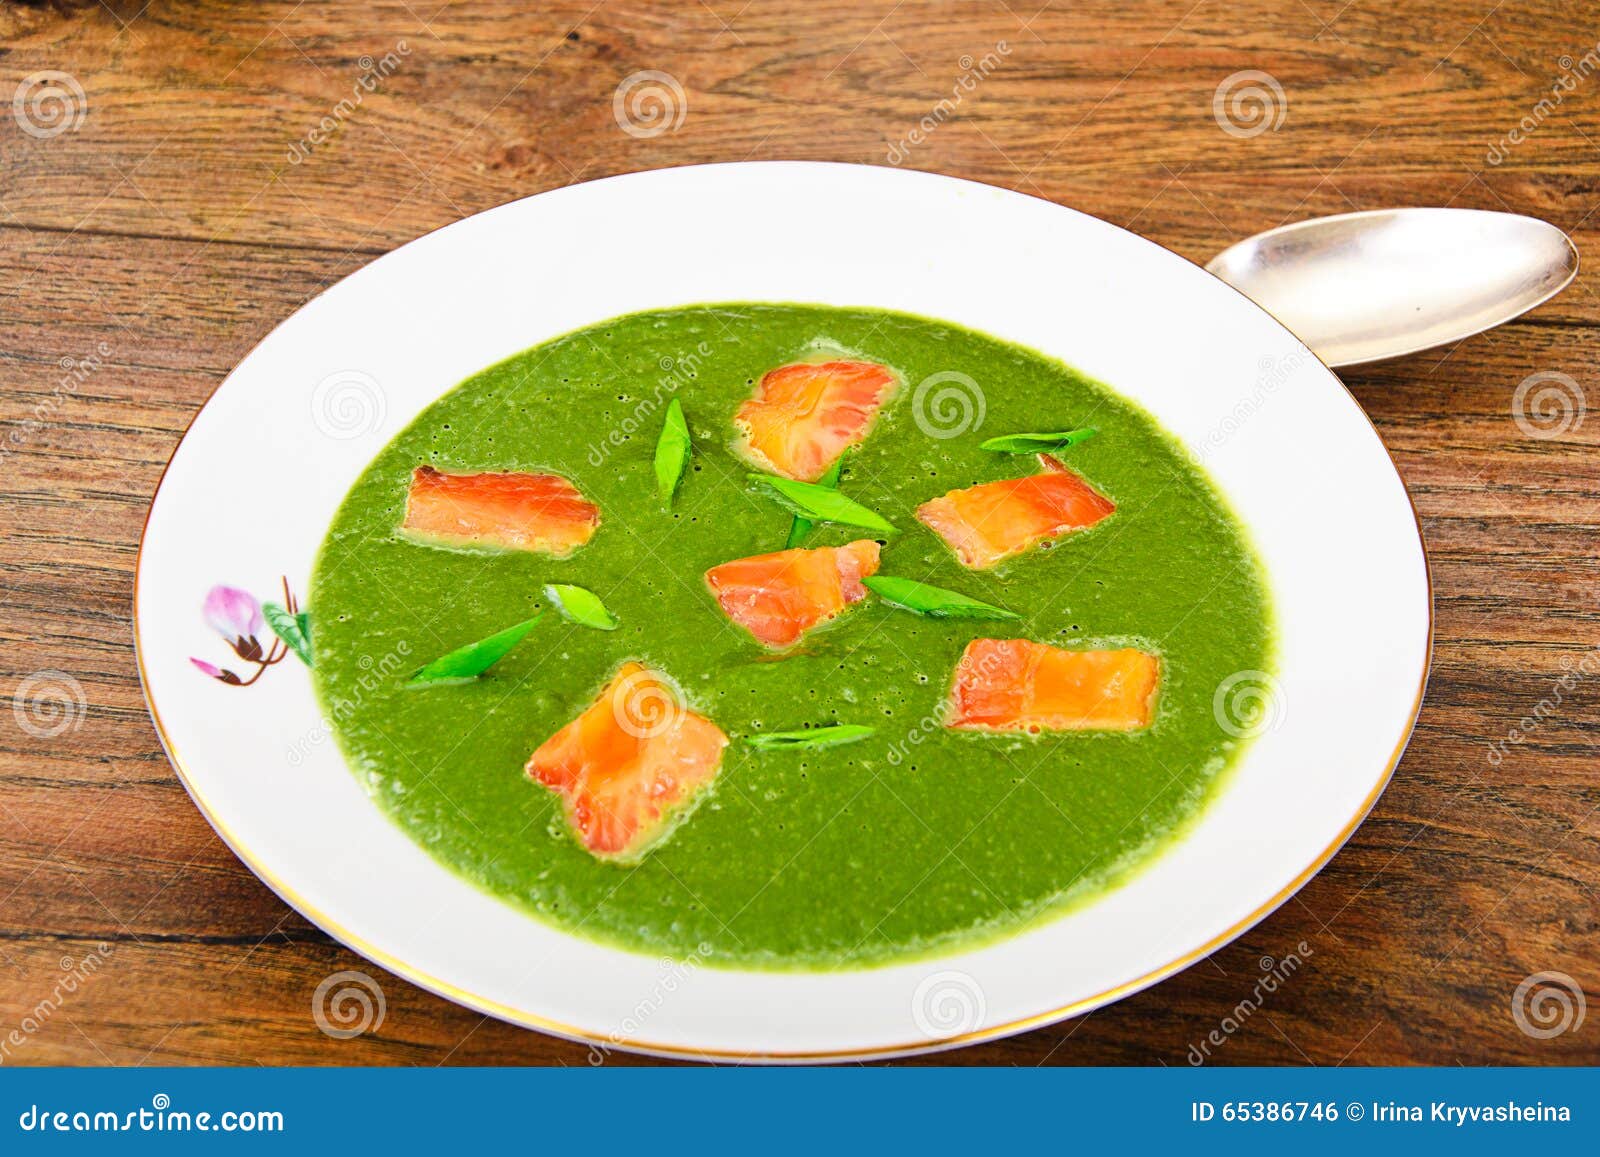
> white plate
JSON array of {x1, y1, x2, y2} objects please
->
[{"x1": 135, "y1": 161, "x2": 1430, "y2": 1062}]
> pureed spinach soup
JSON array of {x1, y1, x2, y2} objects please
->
[{"x1": 310, "y1": 304, "x2": 1273, "y2": 969}]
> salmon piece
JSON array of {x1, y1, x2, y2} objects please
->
[
  {"x1": 527, "y1": 662, "x2": 729, "y2": 861},
  {"x1": 733, "y1": 360, "x2": 899, "y2": 482},
  {"x1": 916, "y1": 455, "x2": 1113, "y2": 569},
  {"x1": 946, "y1": 639, "x2": 1159, "y2": 733},
  {"x1": 399, "y1": 465, "x2": 600, "y2": 556},
  {"x1": 705, "y1": 540, "x2": 881, "y2": 648}
]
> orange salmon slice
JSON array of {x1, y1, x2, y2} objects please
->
[
  {"x1": 527, "y1": 662, "x2": 729, "y2": 861},
  {"x1": 400, "y1": 465, "x2": 600, "y2": 556},
  {"x1": 947, "y1": 638, "x2": 1160, "y2": 732},
  {"x1": 733, "y1": 360, "x2": 899, "y2": 482},
  {"x1": 916, "y1": 455, "x2": 1114, "y2": 569},
  {"x1": 705, "y1": 540, "x2": 881, "y2": 648}
]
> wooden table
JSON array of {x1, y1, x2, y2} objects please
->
[{"x1": 3, "y1": 0, "x2": 1596, "y2": 1066}]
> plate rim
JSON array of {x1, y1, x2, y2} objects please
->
[{"x1": 133, "y1": 159, "x2": 1434, "y2": 1062}]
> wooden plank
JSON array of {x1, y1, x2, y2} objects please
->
[{"x1": 0, "y1": 1, "x2": 1595, "y2": 321}]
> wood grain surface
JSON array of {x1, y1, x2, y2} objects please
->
[{"x1": 2, "y1": 0, "x2": 1597, "y2": 1066}]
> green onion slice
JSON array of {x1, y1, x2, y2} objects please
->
[
  {"x1": 408, "y1": 614, "x2": 542, "y2": 685},
  {"x1": 543, "y1": 584, "x2": 619, "y2": 631},
  {"x1": 979, "y1": 428, "x2": 1097, "y2": 454},
  {"x1": 654, "y1": 398, "x2": 692, "y2": 504},
  {"x1": 863, "y1": 575, "x2": 1019, "y2": 620},
  {"x1": 746, "y1": 725, "x2": 876, "y2": 751},
  {"x1": 748, "y1": 474, "x2": 894, "y2": 534}
]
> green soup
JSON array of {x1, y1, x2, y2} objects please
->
[{"x1": 310, "y1": 304, "x2": 1272, "y2": 969}]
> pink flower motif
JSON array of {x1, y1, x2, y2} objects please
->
[
  {"x1": 203, "y1": 585, "x2": 268, "y2": 662},
  {"x1": 203, "y1": 585, "x2": 263, "y2": 644},
  {"x1": 190, "y1": 657, "x2": 243, "y2": 686},
  {"x1": 191, "y1": 577, "x2": 298, "y2": 688}
]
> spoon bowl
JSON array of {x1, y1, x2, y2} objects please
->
[{"x1": 1205, "y1": 208, "x2": 1579, "y2": 367}]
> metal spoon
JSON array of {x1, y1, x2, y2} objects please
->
[{"x1": 1205, "y1": 208, "x2": 1579, "y2": 368}]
